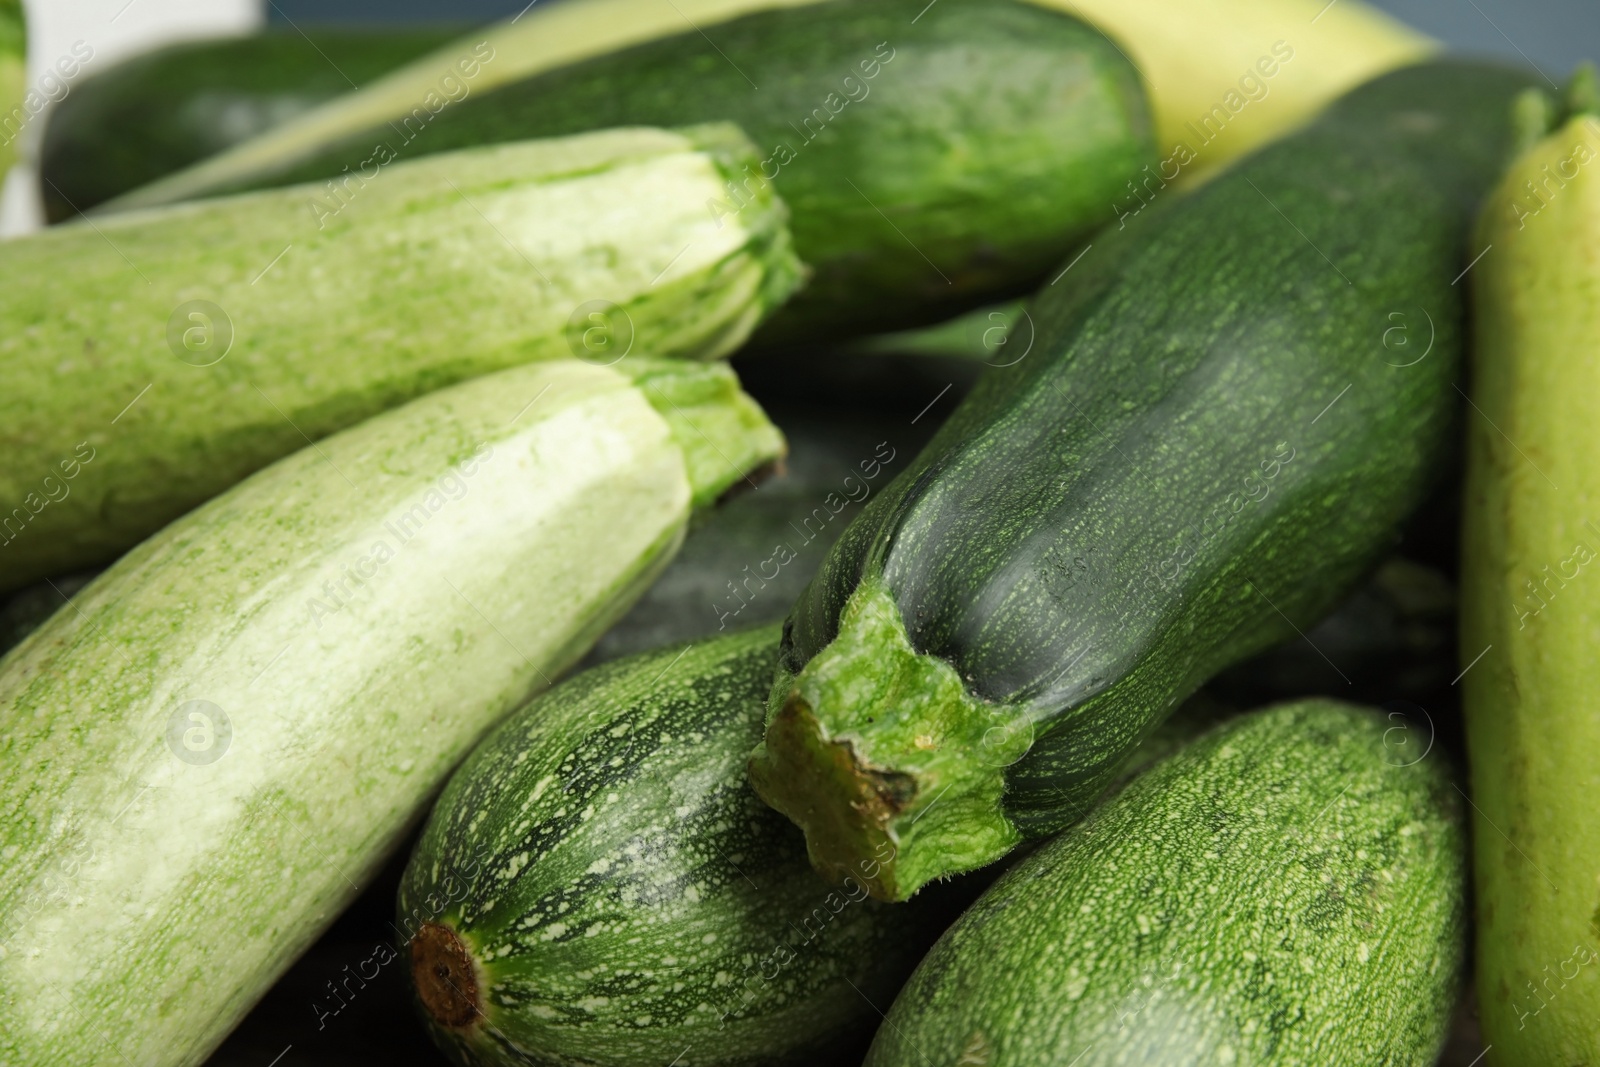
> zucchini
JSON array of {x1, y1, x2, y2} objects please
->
[
  {"x1": 106, "y1": 0, "x2": 1431, "y2": 210},
  {"x1": 1462, "y1": 78, "x2": 1600, "y2": 1066},
  {"x1": 38, "y1": 28, "x2": 459, "y2": 221},
  {"x1": 0, "y1": 0, "x2": 21, "y2": 176},
  {"x1": 400, "y1": 623, "x2": 960, "y2": 1067},
  {"x1": 109, "y1": 0, "x2": 1157, "y2": 343},
  {"x1": 0, "y1": 123, "x2": 799, "y2": 593},
  {"x1": 748, "y1": 61, "x2": 1541, "y2": 901},
  {"x1": 865, "y1": 700, "x2": 1469, "y2": 1067},
  {"x1": 1050, "y1": 0, "x2": 1433, "y2": 177},
  {"x1": 0, "y1": 357, "x2": 783, "y2": 1067}
]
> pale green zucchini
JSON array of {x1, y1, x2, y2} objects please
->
[
  {"x1": 1463, "y1": 79, "x2": 1600, "y2": 1066},
  {"x1": 0, "y1": 122, "x2": 798, "y2": 592},
  {"x1": 0, "y1": 356, "x2": 783, "y2": 1067}
]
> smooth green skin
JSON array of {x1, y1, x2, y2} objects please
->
[
  {"x1": 866, "y1": 701, "x2": 1468, "y2": 1067},
  {"x1": 1463, "y1": 103, "x2": 1600, "y2": 1066},
  {"x1": 39, "y1": 29, "x2": 460, "y2": 220},
  {"x1": 0, "y1": 357, "x2": 782, "y2": 1067},
  {"x1": 402, "y1": 624, "x2": 952, "y2": 1067},
  {"x1": 0, "y1": 0, "x2": 22, "y2": 176},
  {"x1": 109, "y1": 0, "x2": 1154, "y2": 345},
  {"x1": 0, "y1": 123, "x2": 799, "y2": 593},
  {"x1": 750, "y1": 61, "x2": 1541, "y2": 901}
]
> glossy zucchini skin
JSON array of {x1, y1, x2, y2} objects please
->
[
  {"x1": 39, "y1": 29, "x2": 458, "y2": 221},
  {"x1": 865, "y1": 701, "x2": 1468, "y2": 1067},
  {"x1": 400, "y1": 625, "x2": 959, "y2": 1067},
  {"x1": 120, "y1": 0, "x2": 1155, "y2": 344},
  {"x1": 749, "y1": 61, "x2": 1541, "y2": 900}
]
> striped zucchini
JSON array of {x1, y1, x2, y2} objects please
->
[
  {"x1": 1462, "y1": 77, "x2": 1600, "y2": 1066},
  {"x1": 866, "y1": 700, "x2": 1469, "y2": 1067},
  {"x1": 0, "y1": 123, "x2": 797, "y2": 592},
  {"x1": 0, "y1": 357, "x2": 783, "y2": 1067},
  {"x1": 108, "y1": 0, "x2": 1158, "y2": 345},
  {"x1": 749, "y1": 61, "x2": 1541, "y2": 901},
  {"x1": 401, "y1": 624, "x2": 957, "y2": 1067},
  {"x1": 39, "y1": 28, "x2": 459, "y2": 220}
]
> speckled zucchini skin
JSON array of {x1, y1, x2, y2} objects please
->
[
  {"x1": 401, "y1": 624, "x2": 953, "y2": 1067},
  {"x1": 39, "y1": 29, "x2": 458, "y2": 220},
  {"x1": 866, "y1": 700, "x2": 1469, "y2": 1067},
  {"x1": 0, "y1": 358, "x2": 783, "y2": 1067},
  {"x1": 750, "y1": 62, "x2": 1541, "y2": 900},
  {"x1": 0, "y1": 124, "x2": 798, "y2": 591},
  {"x1": 118, "y1": 0, "x2": 1155, "y2": 345}
]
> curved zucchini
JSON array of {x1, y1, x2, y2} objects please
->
[
  {"x1": 39, "y1": 28, "x2": 459, "y2": 220},
  {"x1": 1462, "y1": 79, "x2": 1600, "y2": 1066},
  {"x1": 109, "y1": 0, "x2": 1156, "y2": 345},
  {"x1": 0, "y1": 357, "x2": 783, "y2": 1067},
  {"x1": 748, "y1": 61, "x2": 1541, "y2": 901},
  {"x1": 401, "y1": 624, "x2": 959, "y2": 1067},
  {"x1": 866, "y1": 700, "x2": 1468, "y2": 1067},
  {"x1": 0, "y1": 123, "x2": 798, "y2": 592}
]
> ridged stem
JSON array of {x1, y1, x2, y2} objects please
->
[{"x1": 748, "y1": 577, "x2": 1024, "y2": 901}]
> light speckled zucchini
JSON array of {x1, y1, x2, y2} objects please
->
[
  {"x1": 0, "y1": 357, "x2": 783, "y2": 1067},
  {"x1": 0, "y1": 122, "x2": 798, "y2": 592}
]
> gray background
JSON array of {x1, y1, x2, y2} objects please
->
[{"x1": 265, "y1": 0, "x2": 1596, "y2": 80}]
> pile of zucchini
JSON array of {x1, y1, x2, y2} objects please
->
[{"x1": 1, "y1": 1, "x2": 1592, "y2": 1065}]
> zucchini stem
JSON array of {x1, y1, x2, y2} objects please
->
[
  {"x1": 748, "y1": 578, "x2": 1023, "y2": 901},
  {"x1": 410, "y1": 922, "x2": 483, "y2": 1030}
]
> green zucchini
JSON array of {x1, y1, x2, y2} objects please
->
[
  {"x1": 102, "y1": 0, "x2": 1435, "y2": 208},
  {"x1": 0, "y1": 357, "x2": 783, "y2": 1067},
  {"x1": 1462, "y1": 77, "x2": 1600, "y2": 1066},
  {"x1": 865, "y1": 700, "x2": 1469, "y2": 1067},
  {"x1": 38, "y1": 28, "x2": 460, "y2": 221},
  {"x1": 0, "y1": 123, "x2": 798, "y2": 593},
  {"x1": 108, "y1": 0, "x2": 1156, "y2": 344},
  {"x1": 0, "y1": 0, "x2": 22, "y2": 176},
  {"x1": 748, "y1": 61, "x2": 1541, "y2": 901},
  {"x1": 400, "y1": 623, "x2": 960, "y2": 1067}
]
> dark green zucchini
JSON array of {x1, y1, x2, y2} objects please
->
[
  {"x1": 111, "y1": 0, "x2": 1155, "y2": 344},
  {"x1": 865, "y1": 700, "x2": 1468, "y2": 1067},
  {"x1": 399, "y1": 624, "x2": 965, "y2": 1067},
  {"x1": 39, "y1": 29, "x2": 458, "y2": 221},
  {"x1": 748, "y1": 60, "x2": 1541, "y2": 901}
]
